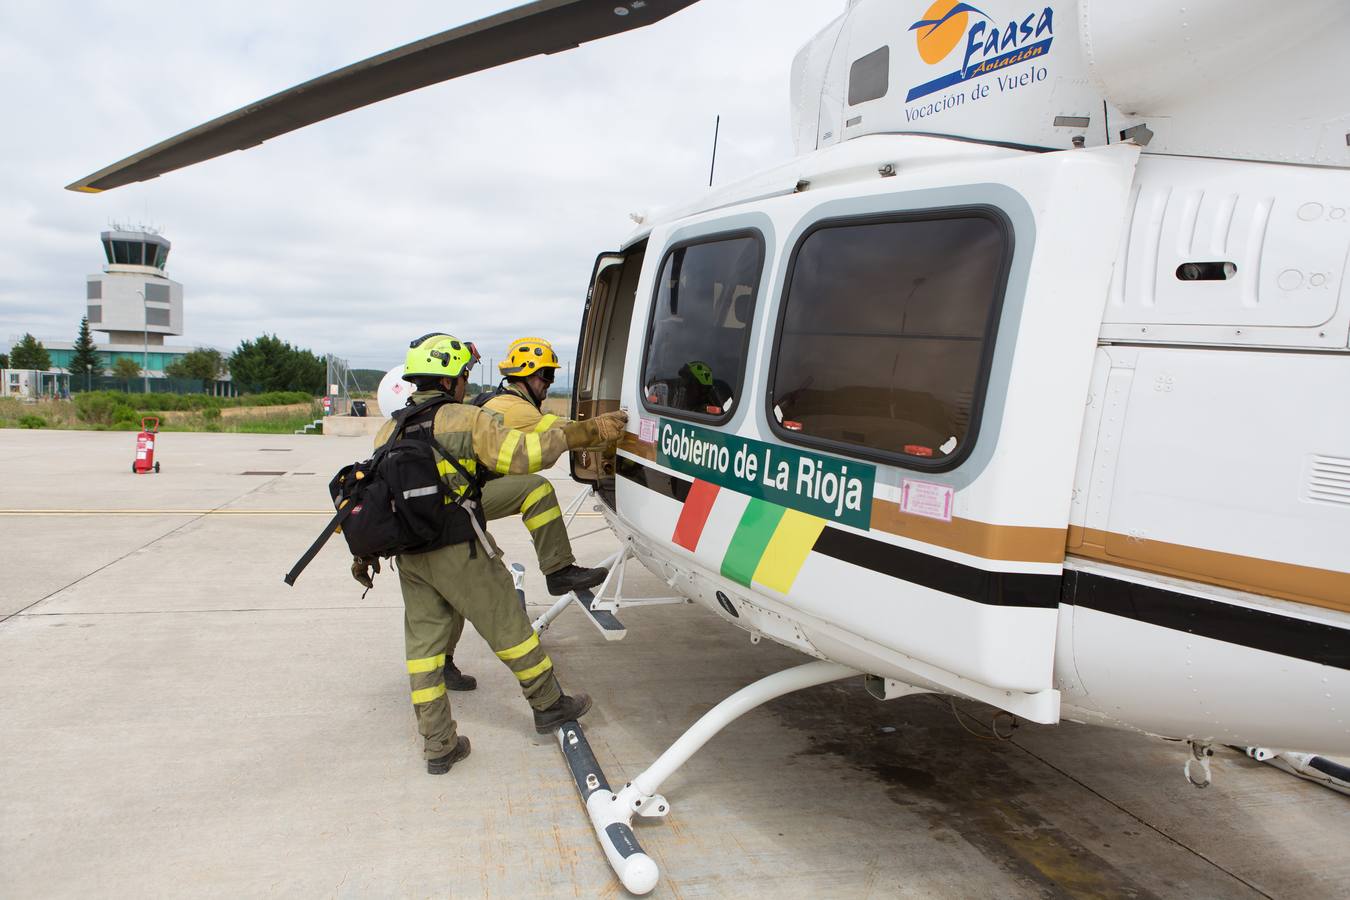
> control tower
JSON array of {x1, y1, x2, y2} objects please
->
[{"x1": 86, "y1": 226, "x2": 183, "y2": 345}]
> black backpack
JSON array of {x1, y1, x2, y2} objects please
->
[{"x1": 283, "y1": 396, "x2": 486, "y2": 586}]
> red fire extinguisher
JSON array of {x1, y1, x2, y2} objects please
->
[{"x1": 132, "y1": 416, "x2": 161, "y2": 474}]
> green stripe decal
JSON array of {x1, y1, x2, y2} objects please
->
[{"x1": 720, "y1": 499, "x2": 786, "y2": 586}]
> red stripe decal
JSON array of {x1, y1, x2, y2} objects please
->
[{"x1": 672, "y1": 480, "x2": 720, "y2": 552}]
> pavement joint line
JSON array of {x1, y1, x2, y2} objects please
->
[
  {"x1": 1006, "y1": 737, "x2": 1276, "y2": 899},
  {"x1": 15, "y1": 606, "x2": 405, "y2": 616},
  {"x1": 0, "y1": 478, "x2": 281, "y2": 626}
]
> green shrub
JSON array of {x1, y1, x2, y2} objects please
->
[
  {"x1": 75, "y1": 391, "x2": 138, "y2": 425},
  {"x1": 202, "y1": 404, "x2": 222, "y2": 420},
  {"x1": 18, "y1": 414, "x2": 46, "y2": 429}
]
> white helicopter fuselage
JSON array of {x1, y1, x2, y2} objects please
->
[{"x1": 572, "y1": 0, "x2": 1350, "y2": 756}]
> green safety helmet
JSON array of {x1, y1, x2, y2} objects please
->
[
  {"x1": 682, "y1": 360, "x2": 713, "y2": 387},
  {"x1": 403, "y1": 332, "x2": 480, "y2": 380}
]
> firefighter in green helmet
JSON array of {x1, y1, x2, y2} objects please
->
[{"x1": 356, "y1": 332, "x2": 628, "y2": 774}]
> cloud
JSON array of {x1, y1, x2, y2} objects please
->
[{"x1": 1, "y1": 0, "x2": 842, "y2": 372}]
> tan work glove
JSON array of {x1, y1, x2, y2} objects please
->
[
  {"x1": 351, "y1": 555, "x2": 380, "y2": 589},
  {"x1": 562, "y1": 410, "x2": 628, "y2": 449}
]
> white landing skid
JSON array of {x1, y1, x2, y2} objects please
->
[
  {"x1": 554, "y1": 660, "x2": 858, "y2": 895},
  {"x1": 1243, "y1": 747, "x2": 1350, "y2": 796}
]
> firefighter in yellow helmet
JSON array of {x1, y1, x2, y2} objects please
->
[{"x1": 358, "y1": 332, "x2": 627, "y2": 774}]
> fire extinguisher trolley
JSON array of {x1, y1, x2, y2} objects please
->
[{"x1": 132, "y1": 416, "x2": 161, "y2": 474}]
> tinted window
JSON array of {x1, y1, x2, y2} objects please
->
[
  {"x1": 146, "y1": 307, "x2": 171, "y2": 327},
  {"x1": 144, "y1": 282, "x2": 170, "y2": 302},
  {"x1": 848, "y1": 45, "x2": 889, "y2": 106},
  {"x1": 770, "y1": 212, "x2": 1008, "y2": 467},
  {"x1": 642, "y1": 233, "x2": 762, "y2": 421},
  {"x1": 86, "y1": 281, "x2": 101, "y2": 300},
  {"x1": 87, "y1": 305, "x2": 102, "y2": 323}
]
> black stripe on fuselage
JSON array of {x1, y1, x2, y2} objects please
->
[
  {"x1": 1062, "y1": 570, "x2": 1350, "y2": 671},
  {"x1": 616, "y1": 457, "x2": 1350, "y2": 667},
  {"x1": 617, "y1": 455, "x2": 691, "y2": 502},
  {"x1": 811, "y1": 527, "x2": 1061, "y2": 608}
]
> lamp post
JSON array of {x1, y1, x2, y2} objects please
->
[{"x1": 136, "y1": 289, "x2": 148, "y2": 394}]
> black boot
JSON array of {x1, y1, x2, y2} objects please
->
[
  {"x1": 443, "y1": 659, "x2": 477, "y2": 692},
  {"x1": 533, "y1": 692, "x2": 593, "y2": 733},
  {"x1": 426, "y1": 736, "x2": 471, "y2": 775},
  {"x1": 545, "y1": 564, "x2": 608, "y2": 596}
]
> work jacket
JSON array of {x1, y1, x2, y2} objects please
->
[
  {"x1": 375, "y1": 390, "x2": 573, "y2": 497},
  {"x1": 483, "y1": 382, "x2": 571, "y2": 434}
]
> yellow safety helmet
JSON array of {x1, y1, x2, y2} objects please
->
[
  {"x1": 498, "y1": 336, "x2": 560, "y2": 376},
  {"x1": 403, "y1": 332, "x2": 480, "y2": 380}
]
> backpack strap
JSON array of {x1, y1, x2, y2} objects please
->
[{"x1": 283, "y1": 500, "x2": 359, "y2": 586}]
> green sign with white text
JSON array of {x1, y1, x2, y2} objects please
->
[{"x1": 655, "y1": 418, "x2": 875, "y2": 530}]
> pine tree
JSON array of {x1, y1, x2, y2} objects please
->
[
  {"x1": 9, "y1": 334, "x2": 51, "y2": 370},
  {"x1": 68, "y1": 316, "x2": 103, "y2": 387}
]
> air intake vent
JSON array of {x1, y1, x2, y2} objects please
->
[{"x1": 1307, "y1": 455, "x2": 1350, "y2": 507}]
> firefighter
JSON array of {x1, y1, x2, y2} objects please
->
[
  {"x1": 355, "y1": 332, "x2": 628, "y2": 774},
  {"x1": 440, "y1": 336, "x2": 611, "y2": 692}
]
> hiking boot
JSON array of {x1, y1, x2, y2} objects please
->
[
  {"x1": 545, "y1": 564, "x2": 608, "y2": 596},
  {"x1": 426, "y1": 736, "x2": 471, "y2": 775},
  {"x1": 533, "y1": 692, "x2": 593, "y2": 733},
  {"x1": 443, "y1": 660, "x2": 477, "y2": 692}
]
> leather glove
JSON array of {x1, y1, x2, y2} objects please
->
[
  {"x1": 592, "y1": 410, "x2": 629, "y2": 445},
  {"x1": 351, "y1": 555, "x2": 380, "y2": 589},
  {"x1": 562, "y1": 411, "x2": 629, "y2": 449}
]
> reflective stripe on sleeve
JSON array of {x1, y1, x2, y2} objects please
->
[
  {"x1": 513, "y1": 656, "x2": 553, "y2": 683},
  {"x1": 495, "y1": 431, "x2": 522, "y2": 474},
  {"x1": 411, "y1": 683, "x2": 447, "y2": 704},
  {"x1": 524, "y1": 506, "x2": 561, "y2": 532},
  {"x1": 402, "y1": 485, "x2": 439, "y2": 499},
  {"x1": 494, "y1": 631, "x2": 540, "y2": 661},
  {"x1": 533, "y1": 414, "x2": 559, "y2": 433},
  {"x1": 525, "y1": 433, "x2": 542, "y2": 471},
  {"x1": 520, "y1": 483, "x2": 553, "y2": 514},
  {"x1": 406, "y1": 654, "x2": 446, "y2": 674}
]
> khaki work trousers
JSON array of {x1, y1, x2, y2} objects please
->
[
  {"x1": 397, "y1": 539, "x2": 562, "y2": 760},
  {"x1": 479, "y1": 474, "x2": 573, "y2": 574}
]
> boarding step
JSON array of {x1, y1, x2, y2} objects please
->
[{"x1": 571, "y1": 588, "x2": 627, "y2": 640}]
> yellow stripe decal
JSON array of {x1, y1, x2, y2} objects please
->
[
  {"x1": 525, "y1": 433, "x2": 542, "y2": 471},
  {"x1": 520, "y1": 483, "x2": 553, "y2": 514},
  {"x1": 495, "y1": 431, "x2": 522, "y2": 474},
  {"x1": 525, "y1": 506, "x2": 562, "y2": 532},
  {"x1": 514, "y1": 656, "x2": 554, "y2": 683},
  {"x1": 495, "y1": 631, "x2": 540, "y2": 662},
  {"x1": 533, "y1": 414, "x2": 559, "y2": 433},
  {"x1": 752, "y1": 509, "x2": 827, "y2": 594},
  {"x1": 411, "y1": 683, "x2": 447, "y2": 704},
  {"x1": 406, "y1": 654, "x2": 446, "y2": 674}
]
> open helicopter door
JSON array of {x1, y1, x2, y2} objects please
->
[{"x1": 571, "y1": 242, "x2": 646, "y2": 505}]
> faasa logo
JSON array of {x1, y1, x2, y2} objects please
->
[{"x1": 905, "y1": 1, "x2": 1053, "y2": 102}]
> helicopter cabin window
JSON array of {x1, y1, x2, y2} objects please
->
[
  {"x1": 641, "y1": 232, "x2": 763, "y2": 424},
  {"x1": 848, "y1": 45, "x2": 889, "y2": 106},
  {"x1": 769, "y1": 210, "x2": 1010, "y2": 470}
]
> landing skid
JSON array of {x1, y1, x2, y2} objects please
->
[
  {"x1": 1243, "y1": 747, "x2": 1350, "y2": 796},
  {"x1": 554, "y1": 660, "x2": 857, "y2": 894}
]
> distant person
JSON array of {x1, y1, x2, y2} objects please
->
[{"x1": 352, "y1": 332, "x2": 627, "y2": 774}]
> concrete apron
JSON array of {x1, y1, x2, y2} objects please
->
[{"x1": 0, "y1": 428, "x2": 1346, "y2": 899}]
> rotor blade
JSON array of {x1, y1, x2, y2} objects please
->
[{"x1": 67, "y1": 0, "x2": 699, "y2": 193}]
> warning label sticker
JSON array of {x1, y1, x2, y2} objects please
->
[{"x1": 900, "y1": 478, "x2": 954, "y2": 522}]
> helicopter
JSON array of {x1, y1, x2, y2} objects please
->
[{"x1": 68, "y1": 0, "x2": 1350, "y2": 894}]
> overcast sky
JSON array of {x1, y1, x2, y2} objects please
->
[{"x1": 0, "y1": 0, "x2": 842, "y2": 375}]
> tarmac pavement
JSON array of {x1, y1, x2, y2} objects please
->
[{"x1": 1, "y1": 429, "x2": 1346, "y2": 898}]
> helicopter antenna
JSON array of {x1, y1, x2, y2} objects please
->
[{"x1": 708, "y1": 114, "x2": 720, "y2": 187}]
